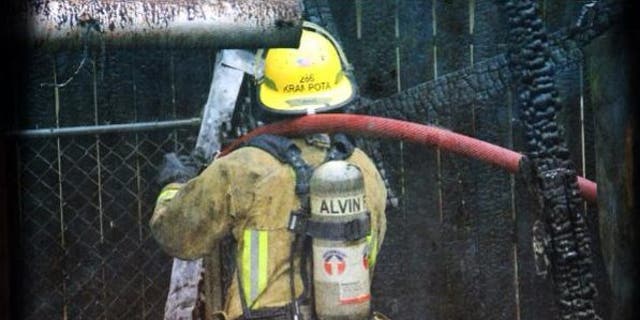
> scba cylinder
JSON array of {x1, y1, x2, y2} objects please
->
[{"x1": 310, "y1": 160, "x2": 371, "y2": 320}]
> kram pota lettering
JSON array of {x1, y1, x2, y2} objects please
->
[{"x1": 283, "y1": 73, "x2": 332, "y2": 94}]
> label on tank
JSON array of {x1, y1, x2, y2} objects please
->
[
  {"x1": 311, "y1": 194, "x2": 365, "y2": 216},
  {"x1": 313, "y1": 243, "x2": 370, "y2": 303},
  {"x1": 339, "y1": 282, "x2": 370, "y2": 304}
]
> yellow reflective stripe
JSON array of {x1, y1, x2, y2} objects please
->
[
  {"x1": 242, "y1": 230, "x2": 252, "y2": 304},
  {"x1": 157, "y1": 189, "x2": 178, "y2": 203},
  {"x1": 241, "y1": 229, "x2": 269, "y2": 307},
  {"x1": 258, "y1": 232, "x2": 269, "y2": 295},
  {"x1": 156, "y1": 183, "x2": 182, "y2": 204},
  {"x1": 367, "y1": 233, "x2": 378, "y2": 268}
]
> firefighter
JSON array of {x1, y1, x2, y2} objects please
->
[{"x1": 150, "y1": 22, "x2": 388, "y2": 320}]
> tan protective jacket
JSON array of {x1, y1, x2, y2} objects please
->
[{"x1": 151, "y1": 137, "x2": 387, "y2": 320}]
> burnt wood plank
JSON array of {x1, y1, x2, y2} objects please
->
[
  {"x1": 470, "y1": 1, "x2": 517, "y2": 319},
  {"x1": 396, "y1": 0, "x2": 441, "y2": 319},
  {"x1": 353, "y1": 1, "x2": 407, "y2": 318},
  {"x1": 434, "y1": 1, "x2": 477, "y2": 319}
]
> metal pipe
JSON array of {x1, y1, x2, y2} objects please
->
[
  {"x1": 9, "y1": 118, "x2": 201, "y2": 138},
  {"x1": 28, "y1": 0, "x2": 303, "y2": 49}
]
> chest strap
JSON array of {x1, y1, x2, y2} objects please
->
[{"x1": 288, "y1": 211, "x2": 371, "y2": 241}]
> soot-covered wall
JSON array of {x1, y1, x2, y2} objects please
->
[{"x1": 324, "y1": 0, "x2": 611, "y2": 319}]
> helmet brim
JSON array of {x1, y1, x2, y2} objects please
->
[{"x1": 257, "y1": 73, "x2": 357, "y2": 115}]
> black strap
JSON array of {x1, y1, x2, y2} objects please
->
[
  {"x1": 237, "y1": 258, "x2": 310, "y2": 320},
  {"x1": 325, "y1": 133, "x2": 355, "y2": 161},
  {"x1": 307, "y1": 214, "x2": 370, "y2": 241},
  {"x1": 236, "y1": 299, "x2": 303, "y2": 320},
  {"x1": 289, "y1": 211, "x2": 371, "y2": 241},
  {"x1": 245, "y1": 133, "x2": 355, "y2": 164},
  {"x1": 244, "y1": 134, "x2": 314, "y2": 320},
  {"x1": 244, "y1": 134, "x2": 297, "y2": 164}
]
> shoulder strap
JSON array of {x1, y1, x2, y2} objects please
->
[
  {"x1": 244, "y1": 134, "x2": 297, "y2": 163},
  {"x1": 325, "y1": 133, "x2": 355, "y2": 161},
  {"x1": 244, "y1": 134, "x2": 313, "y2": 196},
  {"x1": 246, "y1": 133, "x2": 355, "y2": 163},
  {"x1": 243, "y1": 134, "x2": 313, "y2": 319}
]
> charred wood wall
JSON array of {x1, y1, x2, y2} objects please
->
[
  {"x1": 588, "y1": 20, "x2": 639, "y2": 320},
  {"x1": 330, "y1": 0, "x2": 610, "y2": 319},
  {"x1": 8, "y1": 0, "x2": 621, "y2": 319}
]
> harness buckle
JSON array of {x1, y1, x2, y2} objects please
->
[{"x1": 288, "y1": 211, "x2": 308, "y2": 235}]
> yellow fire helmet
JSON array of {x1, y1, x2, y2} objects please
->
[{"x1": 257, "y1": 21, "x2": 357, "y2": 115}]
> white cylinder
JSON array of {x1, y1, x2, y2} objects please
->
[{"x1": 310, "y1": 161, "x2": 370, "y2": 320}]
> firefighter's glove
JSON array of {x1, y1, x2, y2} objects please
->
[{"x1": 157, "y1": 152, "x2": 200, "y2": 185}]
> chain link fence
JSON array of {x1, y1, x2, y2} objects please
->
[{"x1": 16, "y1": 126, "x2": 199, "y2": 319}]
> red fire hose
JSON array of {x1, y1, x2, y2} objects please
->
[{"x1": 220, "y1": 114, "x2": 597, "y2": 204}]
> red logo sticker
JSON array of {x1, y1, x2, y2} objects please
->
[{"x1": 323, "y1": 250, "x2": 347, "y2": 276}]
